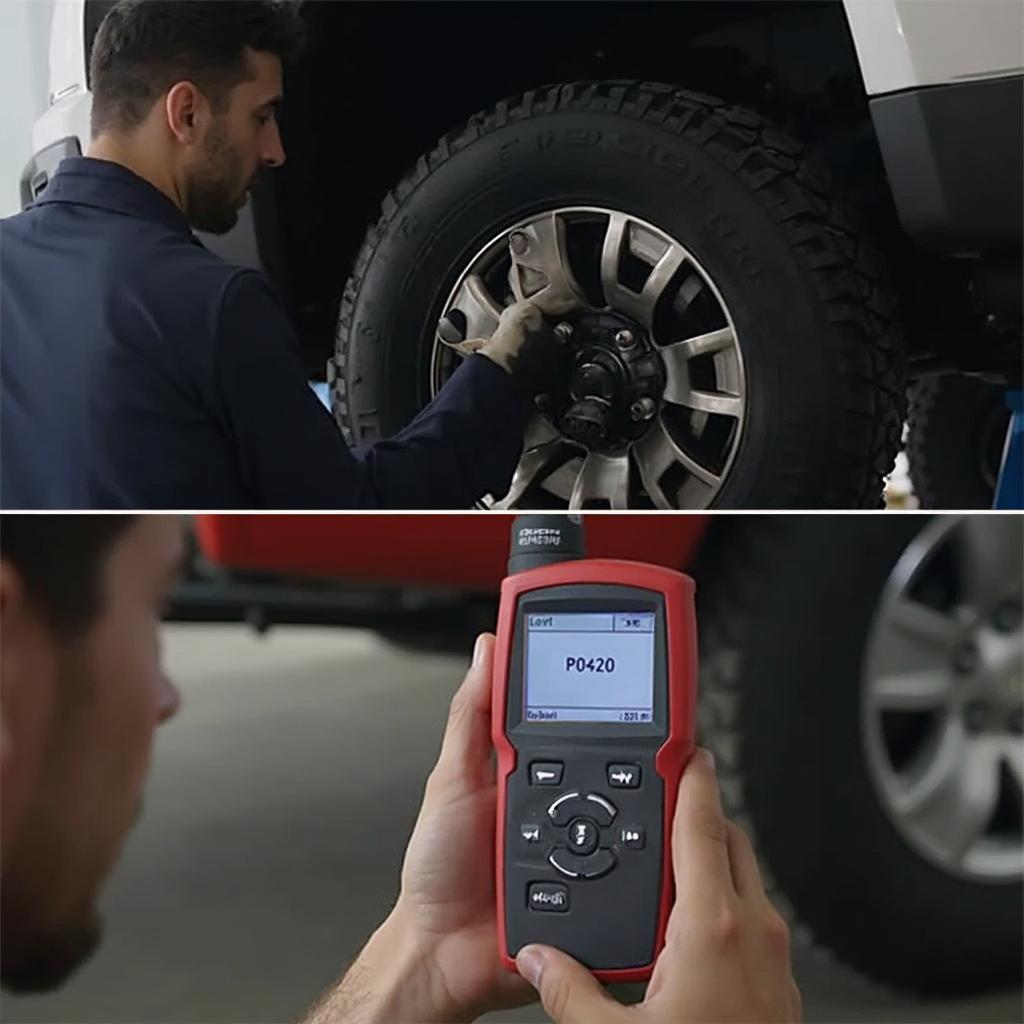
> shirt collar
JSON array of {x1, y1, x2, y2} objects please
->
[{"x1": 31, "y1": 156, "x2": 193, "y2": 235}]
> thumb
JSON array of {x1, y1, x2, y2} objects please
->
[{"x1": 516, "y1": 944, "x2": 622, "y2": 1023}]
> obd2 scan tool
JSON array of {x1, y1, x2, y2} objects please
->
[{"x1": 492, "y1": 515, "x2": 697, "y2": 981}]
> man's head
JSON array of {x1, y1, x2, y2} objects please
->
[
  {"x1": 89, "y1": 0, "x2": 304, "y2": 233},
  {"x1": 0, "y1": 516, "x2": 183, "y2": 992}
]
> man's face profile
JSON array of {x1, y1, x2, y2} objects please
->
[
  {"x1": 181, "y1": 49, "x2": 285, "y2": 235},
  {"x1": 0, "y1": 518, "x2": 183, "y2": 992}
]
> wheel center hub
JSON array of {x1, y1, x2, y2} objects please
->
[{"x1": 549, "y1": 311, "x2": 664, "y2": 452}]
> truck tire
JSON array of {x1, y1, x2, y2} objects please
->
[
  {"x1": 332, "y1": 81, "x2": 906, "y2": 509},
  {"x1": 695, "y1": 516, "x2": 1023, "y2": 995},
  {"x1": 907, "y1": 375, "x2": 1009, "y2": 509}
]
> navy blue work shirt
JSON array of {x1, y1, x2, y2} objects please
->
[{"x1": 0, "y1": 157, "x2": 523, "y2": 508}]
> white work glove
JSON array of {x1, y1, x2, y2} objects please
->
[{"x1": 438, "y1": 233, "x2": 583, "y2": 399}]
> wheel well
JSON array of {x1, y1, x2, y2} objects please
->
[{"x1": 273, "y1": 0, "x2": 905, "y2": 371}]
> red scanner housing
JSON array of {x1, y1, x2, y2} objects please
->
[{"x1": 492, "y1": 558, "x2": 697, "y2": 983}]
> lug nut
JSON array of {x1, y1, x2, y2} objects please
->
[
  {"x1": 615, "y1": 329, "x2": 636, "y2": 350},
  {"x1": 963, "y1": 699, "x2": 992, "y2": 734},
  {"x1": 509, "y1": 231, "x2": 529, "y2": 256},
  {"x1": 992, "y1": 600, "x2": 1022, "y2": 634},
  {"x1": 534, "y1": 393, "x2": 550, "y2": 411},
  {"x1": 554, "y1": 322, "x2": 575, "y2": 342},
  {"x1": 630, "y1": 396, "x2": 657, "y2": 422},
  {"x1": 952, "y1": 643, "x2": 979, "y2": 675}
]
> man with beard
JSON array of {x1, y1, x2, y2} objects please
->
[
  {"x1": 1, "y1": 515, "x2": 802, "y2": 1022},
  {"x1": 0, "y1": 1, "x2": 568, "y2": 509}
]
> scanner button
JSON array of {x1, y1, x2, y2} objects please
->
[
  {"x1": 549, "y1": 847, "x2": 616, "y2": 880},
  {"x1": 548, "y1": 793, "x2": 615, "y2": 827},
  {"x1": 619, "y1": 825, "x2": 646, "y2": 850},
  {"x1": 566, "y1": 817, "x2": 599, "y2": 856},
  {"x1": 608, "y1": 764, "x2": 641, "y2": 788},
  {"x1": 528, "y1": 882, "x2": 569, "y2": 912},
  {"x1": 531, "y1": 762, "x2": 564, "y2": 786},
  {"x1": 519, "y1": 823, "x2": 544, "y2": 845}
]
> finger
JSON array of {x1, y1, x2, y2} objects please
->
[
  {"x1": 790, "y1": 978, "x2": 803, "y2": 1022},
  {"x1": 444, "y1": 338, "x2": 486, "y2": 355},
  {"x1": 516, "y1": 945, "x2": 623, "y2": 1024},
  {"x1": 726, "y1": 820, "x2": 768, "y2": 901},
  {"x1": 432, "y1": 633, "x2": 494, "y2": 785},
  {"x1": 673, "y1": 748, "x2": 736, "y2": 903}
]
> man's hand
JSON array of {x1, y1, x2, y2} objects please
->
[
  {"x1": 440, "y1": 234, "x2": 583, "y2": 400},
  {"x1": 514, "y1": 749, "x2": 803, "y2": 1024},
  {"x1": 304, "y1": 633, "x2": 533, "y2": 1024}
]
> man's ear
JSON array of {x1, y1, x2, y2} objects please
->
[{"x1": 164, "y1": 80, "x2": 203, "y2": 144}]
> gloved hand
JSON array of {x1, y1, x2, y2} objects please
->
[
  {"x1": 440, "y1": 300, "x2": 569, "y2": 403},
  {"x1": 438, "y1": 231, "x2": 584, "y2": 401}
]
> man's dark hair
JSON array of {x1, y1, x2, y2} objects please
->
[
  {"x1": 0, "y1": 516, "x2": 138, "y2": 635},
  {"x1": 89, "y1": 0, "x2": 304, "y2": 136}
]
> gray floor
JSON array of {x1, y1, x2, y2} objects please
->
[{"x1": 3, "y1": 625, "x2": 1020, "y2": 1024}]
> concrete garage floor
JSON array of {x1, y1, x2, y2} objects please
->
[{"x1": 3, "y1": 625, "x2": 1020, "y2": 1024}]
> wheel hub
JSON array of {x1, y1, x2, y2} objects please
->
[{"x1": 547, "y1": 310, "x2": 664, "y2": 452}]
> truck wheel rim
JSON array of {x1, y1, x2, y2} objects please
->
[
  {"x1": 862, "y1": 516, "x2": 1024, "y2": 882},
  {"x1": 430, "y1": 207, "x2": 746, "y2": 509}
]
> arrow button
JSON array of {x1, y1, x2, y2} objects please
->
[
  {"x1": 607, "y1": 763, "x2": 642, "y2": 789},
  {"x1": 530, "y1": 762, "x2": 564, "y2": 786}
]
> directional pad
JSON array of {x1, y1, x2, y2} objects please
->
[
  {"x1": 547, "y1": 791, "x2": 618, "y2": 826},
  {"x1": 548, "y1": 847, "x2": 617, "y2": 880}
]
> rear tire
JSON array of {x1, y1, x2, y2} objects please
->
[
  {"x1": 695, "y1": 517, "x2": 1023, "y2": 995},
  {"x1": 907, "y1": 375, "x2": 1009, "y2": 509}
]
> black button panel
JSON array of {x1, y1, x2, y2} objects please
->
[
  {"x1": 608, "y1": 763, "x2": 642, "y2": 788},
  {"x1": 506, "y1": 746, "x2": 662, "y2": 969},
  {"x1": 530, "y1": 762, "x2": 564, "y2": 786},
  {"x1": 528, "y1": 882, "x2": 569, "y2": 912}
]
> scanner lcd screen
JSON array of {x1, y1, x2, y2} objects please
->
[{"x1": 523, "y1": 611, "x2": 655, "y2": 723}]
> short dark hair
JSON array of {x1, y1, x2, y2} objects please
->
[
  {"x1": 0, "y1": 516, "x2": 138, "y2": 635},
  {"x1": 89, "y1": 0, "x2": 304, "y2": 136}
]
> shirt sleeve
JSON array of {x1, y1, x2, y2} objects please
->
[{"x1": 212, "y1": 271, "x2": 524, "y2": 508}]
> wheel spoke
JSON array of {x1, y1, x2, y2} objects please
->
[
  {"x1": 568, "y1": 452, "x2": 631, "y2": 509},
  {"x1": 889, "y1": 596, "x2": 959, "y2": 648},
  {"x1": 662, "y1": 327, "x2": 736, "y2": 368},
  {"x1": 634, "y1": 416, "x2": 720, "y2": 508},
  {"x1": 445, "y1": 273, "x2": 502, "y2": 342},
  {"x1": 868, "y1": 670, "x2": 953, "y2": 712},
  {"x1": 599, "y1": 212, "x2": 629, "y2": 309},
  {"x1": 1002, "y1": 736, "x2": 1024, "y2": 795},
  {"x1": 956, "y1": 516, "x2": 1024, "y2": 610},
  {"x1": 893, "y1": 723, "x2": 1001, "y2": 866},
  {"x1": 636, "y1": 246, "x2": 686, "y2": 323},
  {"x1": 509, "y1": 212, "x2": 587, "y2": 309},
  {"x1": 599, "y1": 214, "x2": 686, "y2": 327},
  {"x1": 492, "y1": 439, "x2": 567, "y2": 509},
  {"x1": 674, "y1": 388, "x2": 743, "y2": 418},
  {"x1": 873, "y1": 597, "x2": 960, "y2": 688}
]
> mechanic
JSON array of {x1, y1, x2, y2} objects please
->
[
  {"x1": 0, "y1": 1, "x2": 569, "y2": 510},
  {"x1": 0, "y1": 515, "x2": 802, "y2": 1023}
]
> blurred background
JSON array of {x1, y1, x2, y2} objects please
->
[{"x1": 2, "y1": 513, "x2": 1022, "y2": 1023}]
